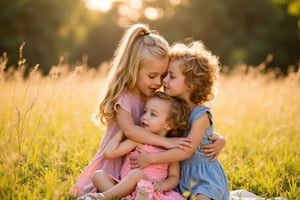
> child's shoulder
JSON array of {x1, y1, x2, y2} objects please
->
[
  {"x1": 119, "y1": 90, "x2": 142, "y2": 103},
  {"x1": 190, "y1": 105, "x2": 211, "y2": 121},
  {"x1": 191, "y1": 105, "x2": 210, "y2": 114}
]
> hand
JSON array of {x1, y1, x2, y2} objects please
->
[
  {"x1": 201, "y1": 134, "x2": 226, "y2": 162},
  {"x1": 165, "y1": 137, "x2": 192, "y2": 150},
  {"x1": 152, "y1": 181, "x2": 164, "y2": 192},
  {"x1": 68, "y1": 184, "x2": 80, "y2": 197},
  {"x1": 130, "y1": 147, "x2": 150, "y2": 169}
]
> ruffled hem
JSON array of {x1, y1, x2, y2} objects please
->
[{"x1": 124, "y1": 180, "x2": 184, "y2": 200}]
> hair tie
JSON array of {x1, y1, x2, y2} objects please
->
[{"x1": 138, "y1": 31, "x2": 150, "y2": 36}]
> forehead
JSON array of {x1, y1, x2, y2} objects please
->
[
  {"x1": 168, "y1": 59, "x2": 184, "y2": 71},
  {"x1": 146, "y1": 98, "x2": 170, "y2": 111},
  {"x1": 142, "y1": 55, "x2": 169, "y2": 73}
]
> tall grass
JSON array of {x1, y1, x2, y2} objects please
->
[{"x1": 0, "y1": 53, "x2": 299, "y2": 199}]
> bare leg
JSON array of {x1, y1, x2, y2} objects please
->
[
  {"x1": 195, "y1": 193, "x2": 211, "y2": 200},
  {"x1": 92, "y1": 170, "x2": 117, "y2": 192},
  {"x1": 102, "y1": 169, "x2": 148, "y2": 200}
]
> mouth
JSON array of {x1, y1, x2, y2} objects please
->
[
  {"x1": 140, "y1": 121, "x2": 148, "y2": 128},
  {"x1": 149, "y1": 88, "x2": 158, "y2": 93}
]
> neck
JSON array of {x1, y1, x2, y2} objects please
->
[
  {"x1": 181, "y1": 96, "x2": 196, "y2": 110},
  {"x1": 188, "y1": 102, "x2": 197, "y2": 110}
]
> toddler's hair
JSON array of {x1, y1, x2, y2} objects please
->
[
  {"x1": 151, "y1": 92, "x2": 190, "y2": 137},
  {"x1": 99, "y1": 24, "x2": 170, "y2": 124},
  {"x1": 170, "y1": 40, "x2": 220, "y2": 104}
]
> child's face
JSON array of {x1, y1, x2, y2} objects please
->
[
  {"x1": 135, "y1": 55, "x2": 169, "y2": 99},
  {"x1": 140, "y1": 98, "x2": 171, "y2": 137},
  {"x1": 163, "y1": 59, "x2": 189, "y2": 101}
]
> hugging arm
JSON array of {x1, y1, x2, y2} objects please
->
[
  {"x1": 153, "y1": 161, "x2": 180, "y2": 192},
  {"x1": 201, "y1": 133, "x2": 226, "y2": 162},
  {"x1": 103, "y1": 130, "x2": 137, "y2": 159},
  {"x1": 116, "y1": 105, "x2": 192, "y2": 150},
  {"x1": 131, "y1": 113, "x2": 210, "y2": 168}
]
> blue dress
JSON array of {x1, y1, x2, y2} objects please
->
[{"x1": 175, "y1": 106, "x2": 229, "y2": 200}]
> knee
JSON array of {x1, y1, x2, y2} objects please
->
[{"x1": 92, "y1": 170, "x2": 106, "y2": 184}]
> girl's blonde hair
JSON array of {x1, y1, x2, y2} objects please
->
[
  {"x1": 170, "y1": 40, "x2": 220, "y2": 105},
  {"x1": 99, "y1": 24, "x2": 170, "y2": 124},
  {"x1": 151, "y1": 92, "x2": 190, "y2": 137}
]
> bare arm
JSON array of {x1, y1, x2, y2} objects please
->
[
  {"x1": 116, "y1": 105, "x2": 192, "y2": 150},
  {"x1": 104, "y1": 130, "x2": 137, "y2": 159},
  {"x1": 130, "y1": 113, "x2": 210, "y2": 168},
  {"x1": 153, "y1": 161, "x2": 180, "y2": 192}
]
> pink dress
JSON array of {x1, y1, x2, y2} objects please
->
[
  {"x1": 74, "y1": 91, "x2": 145, "y2": 196},
  {"x1": 121, "y1": 144, "x2": 185, "y2": 200}
]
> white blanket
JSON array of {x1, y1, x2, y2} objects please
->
[{"x1": 230, "y1": 190, "x2": 286, "y2": 200}]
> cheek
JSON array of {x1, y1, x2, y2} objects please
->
[
  {"x1": 139, "y1": 76, "x2": 150, "y2": 85},
  {"x1": 169, "y1": 80, "x2": 178, "y2": 88}
]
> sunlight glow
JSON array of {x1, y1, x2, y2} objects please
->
[
  {"x1": 86, "y1": 0, "x2": 112, "y2": 12},
  {"x1": 85, "y1": 0, "x2": 173, "y2": 22},
  {"x1": 169, "y1": 0, "x2": 181, "y2": 6},
  {"x1": 145, "y1": 7, "x2": 163, "y2": 20},
  {"x1": 129, "y1": 0, "x2": 142, "y2": 10}
]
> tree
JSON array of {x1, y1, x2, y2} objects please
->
[{"x1": 0, "y1": 0, "x2": 82, "y2": 74}]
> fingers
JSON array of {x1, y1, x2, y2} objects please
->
[
  {"x1": 201, "y1": 144, "x2": 215, "y2": 154},
  {"x1": 136, "y1": 147, "x2": 150, "y2": 157},
  {"x1": 208, "y1": 135, "x2": 219, "y2": 141},
  {"x1": 129, "y1": 156, "x2": 146, "y2": 169},
  {"x1": 202, "y1": 151, "x2": 219, "y2": 162},
  {"x1": 202, "y1": 151, "x2": 215, "y2": 157},
  {"x1": 130, "y1": 162, "x2": 141, "y2": 169},
  {"x1": 152, "y1": 182, "x2": 163, "y2": 192},
  {"x1": 129, "y1": 157, "x2": 138, "y2": 169},
  {"x1": 178, "y1": 139, "x2": 193, "y2": 149},
  {"x1": 210, "y1": 153, "x2": 219, "y2": 162},
  {"x1": 201, "y1": 143, "x2": 214, "y2": 150},
  {"x1": 209, "y1": 155, "x2": 217, "y2": 162}
]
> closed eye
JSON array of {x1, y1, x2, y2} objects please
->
[
  {"x1": 150, "y1": 112, "x2": 157, "y2": 117},
  {"x1": 170, "y1": 74, "x2": 176, "y2": 79}
]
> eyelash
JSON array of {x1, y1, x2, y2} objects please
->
[
  {"x1": 148, "y1": 75, "x2": 156, "y2": 79},
  {"x1": 150, "y1": 112, "x2": 157, "y2": 117}
]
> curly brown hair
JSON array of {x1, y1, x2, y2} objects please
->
[{"x1": 169, "y1": 40, "x2": 220, "y2": 105}]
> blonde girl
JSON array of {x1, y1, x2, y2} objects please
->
[
  {"x1": 68, "y1": 24, "x2": 192, "y2": 197},
  {"x1": 131, "y1": 40, "x2": 230, "y2": 200}
]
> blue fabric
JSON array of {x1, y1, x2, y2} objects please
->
[{"x1": 175, "y1": 106, "x2": 230, "y2": 200}]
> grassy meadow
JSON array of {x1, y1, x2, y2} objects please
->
[{"x1": 0, "y1": 55, "x2": 299, "y2": 199}]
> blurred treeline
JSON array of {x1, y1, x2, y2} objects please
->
[{"x1": 0, "y1": 0, "x2": 299, "y2": 75}]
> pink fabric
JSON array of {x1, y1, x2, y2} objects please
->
[
  {"x1": 122, "y1": 144, "x2": 185, "y2": 200},
  {"x1": 74, "y1": 91, "x2": 145, "y2": 196}
]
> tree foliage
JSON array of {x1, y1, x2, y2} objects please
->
[
  {"x1": 0, "y1": 0, "x2": 299, "y2": 74},
  {"x1": 0, "y1": 0, "x2": 82, "y2": 73}
]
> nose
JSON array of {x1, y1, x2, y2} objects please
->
[
  {"x1": 140, "y1": 112, "x2": 147, "y2": 121},
  {"x1": 163, "y1": 75, "x2": 168, "y2": 84},
  {"x1": 154, "y1": 77, "x2": 162, "y2": 87}
]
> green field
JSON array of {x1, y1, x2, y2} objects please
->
[{"x1": 0, "y1": 61, "x2": 299, "y2": 199}]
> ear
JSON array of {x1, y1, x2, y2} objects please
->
[
  {"x1": 186, "y1": 83, "x2": 193, "y2": 91},
  {"x1": 164, "y1": 123, "x2": 172, "y2": 131}
]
